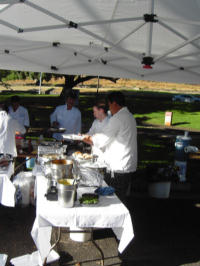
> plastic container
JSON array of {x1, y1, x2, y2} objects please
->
[
  {"x1": 174, "y1": 160, "x2": 187, "y2": 182},
  {"x1": 69, "y1": 226, "x2": 92, "y2": 242},
  {"x1": 13, "y1": 172, "x2": 35, "y2": 206},
  {"x1": 175, "y1": 131, "x2": 191, "y2": 161},
  {"x1": 148, "y1": 181, "x2": 171, "y2": 198}
]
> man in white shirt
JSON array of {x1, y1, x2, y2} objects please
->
[
  {"x1": 8, "y1": 96, "x2": 30, "y2": 129},
  {"x1": 50, "y1": 91, "x2": 81, "y2": 140},
  {"x1": 83, "y1": 91, "x2": 137, "y2": 203},
  {"x1": 0, "y1": 102, "x2": 26, "y2": 157}
]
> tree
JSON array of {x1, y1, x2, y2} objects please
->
[
  {"x1": 37, "y1": 73, "x2": 119, "y2": 98},
  {"x1": 0, "y1": 70, "x2": 11, "y2": 89},
  {"x1": 60, "y1": 74, "x2": 118, "y2": 98}
]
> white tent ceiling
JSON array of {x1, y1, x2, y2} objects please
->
[{"x1": 1, "y1": 0, "x2": 200, "y2": 84}]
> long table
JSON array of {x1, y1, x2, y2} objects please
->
[
  {"x1": 0, "y1": 163, "x2": 15, "y2": 207},
  {"x1": 30, "y1": 167, "x2": 134, "y2": 265}
]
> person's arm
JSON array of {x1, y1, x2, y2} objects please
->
[
  {"x1": 92, "y1": 116, "x2": 119, "y2": 149},
  {"x1": 74, "y1": 110, "x2": 81, "y2": 134},
  {"x1": 24, "y1": 108, "x2": 30, "y2": 128},
  {"x1": 87, "y1": 120, "x2": 96, "y2": 135},
  {"x1": 50, "y1": 107, "x2": 59, "y2": 128},
  {"x1": 82, "y1": 135, "x2": 93, "y2": 145},
  {"x1": 14, "y1": 119, "x2": 26, "y2": 135}
]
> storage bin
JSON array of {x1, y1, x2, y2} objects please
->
[{"x1": 148, "y1": 181, "x2": 171, "y2": 198}]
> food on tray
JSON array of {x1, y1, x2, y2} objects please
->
[
  {"x1": 58, "y1": 179, "x2": 72, "y2": 185},
  {"x1": 72, "y1": 151, "x2": 93, "y2": 160},
  {"x1": 79, "y1": 193, "x2": 99, "y2": 205},
  {"x1": 0, "y1": 160, "x2": 9, "y2": 167}
]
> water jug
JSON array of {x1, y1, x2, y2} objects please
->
[{"x1": 175, "y1": 131, "x2": 191, "y2": 161}]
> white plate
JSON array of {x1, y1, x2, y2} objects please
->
[
  {"x1": 62, "y1": 134, "x2": 84, "y2": 141},
  {"x1": 49, "y1": 128, "x2": 66, "y2": 133}
]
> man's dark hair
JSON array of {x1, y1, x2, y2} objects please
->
[
  {"x1": 94, "y1": 97, "x2": 108, "y2": 114},
  {"x1": 107, "y1": 91, "x2": 125, "y2": 106},
  {"x1": 0, "y1": 102, "x2": 8, "y2": 113},
  {"x1": 66, "y1": 90, "x2": 77, "y2": 100},
  {"x1": 11, "y1": 95, "x2": 20, "y2": 103}
]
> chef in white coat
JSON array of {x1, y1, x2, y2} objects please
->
[
  {"x1": 86, "y1": 98, "x2": 110, "y2": 157},
  {"x1": 87, "y1": 98, "x2": 110, "y2": 136},
  {"x1": 0, "y1": 102, "x2": 26, "y2": 157},
  {"x1": 83, "y1": 91, "x2": 137, "y2": 204},
  {"x1": 8, "y1": 95, "x2": 30, "y2": 129},
  {"x1": 50, "y1": 91, "x2": 81, "y2": 140}
]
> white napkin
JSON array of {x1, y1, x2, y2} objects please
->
[
  {"x1": 10, "y1": 250, "x2": 59, "y2": 266},
  {"x1": 0, "y1": 175, "x2": 15, "y2": 207},
  {"x1": 0, "y1": 254, "x2": 7, "y2": 266}
]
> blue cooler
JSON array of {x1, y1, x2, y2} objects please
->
[{"x1": 175, "y1": 132, "x2": 191, "y2": 161}]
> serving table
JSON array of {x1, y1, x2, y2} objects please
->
[
  {"x1": 0, "y1": 162, "x2": 15, "y2": 207},
  {"x1": 29, "y1": 165, "x2": 134, "y2": 265}
]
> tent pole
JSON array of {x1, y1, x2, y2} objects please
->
[
  {"x1": 146, "y1": 0, "x2": 154, "y2": 56},
  {"x1": 39, "y1": 72, "x2": 42, "y2": 94},
  {"x1": 97, "y1": 76, "x2": 99, "y2": 94},
  {"x1": 155, "y1": 32, "x2": 200, "y2": 62}
]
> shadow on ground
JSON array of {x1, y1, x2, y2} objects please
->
[{"x1": 0, "y1": 195, "x2": 200, "y2": 266}]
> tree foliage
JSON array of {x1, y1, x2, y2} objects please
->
[{"x1": 0, "y1": 70, "x2": 118, "y2": 98}]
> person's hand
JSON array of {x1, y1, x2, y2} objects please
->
[
  {"x1": 82, "y1": 135, "x2": 93, "y2": 145},
  {"x1": 52, "y1": 121, "x2": 59, "y2": 128}
]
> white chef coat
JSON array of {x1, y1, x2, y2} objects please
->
[
  {"x1": 0, "y1": 111, "x2": 26, "y2": 157},
  {"x1": 8, "y1": 105, "x2": 30, "y2": 127},
  {"x1": 92, "y1": 107, "x2": 137, "y2": 173},
  {"x1": 88, "y1": 116, "x2": 110, "y2": 135},
  {"x1": 50, "y1": 104, "x2": 81, "y2": 140},
  {"x1": 87, "y1": 116, "x2": 110, "y2": 157}
]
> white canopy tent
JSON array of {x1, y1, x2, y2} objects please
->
[{"x1": 0, "y1": 0, "x2": 200, "y2": 84}]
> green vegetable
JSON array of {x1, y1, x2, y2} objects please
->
[{"x1": 79, "y1": 193, "x2": 99, "y2": 205}]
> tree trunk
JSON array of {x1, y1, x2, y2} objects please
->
[{"x1": 60, "y1": 75, "x2": 75, "y2": 100}]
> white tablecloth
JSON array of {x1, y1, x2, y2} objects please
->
[
  {"x1": 0, "y1": 163, "x2": 15, "y2": 207},
  {"x1": 30, "y1": 171, "x2": 134, "y2": 265}
]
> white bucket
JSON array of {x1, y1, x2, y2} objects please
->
[
  {"x1": 148, "y1": 181, "x2": 171, "y2": 198},
  {"x1": 69, "y1": 226, "x2": 92, "y2": 242}
]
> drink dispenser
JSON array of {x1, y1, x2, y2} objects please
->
[{"x1": 174, "y1": 131, "x2": 191, "y2": 182}]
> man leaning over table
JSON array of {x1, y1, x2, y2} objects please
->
[
  {"x1": 50, "y1": 90, "x2": 81, "y2": 140},
  {"x1": 83, "y1": 91, "x2": 137, "y2": 204}
]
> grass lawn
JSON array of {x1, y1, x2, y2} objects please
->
[{"x1": 135, "y1": 109, "x2": 200, "y2": 130}]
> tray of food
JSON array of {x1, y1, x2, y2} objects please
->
[
  {"x1": 72, "y1": 151, "x2": 93, "y2": 162},
  {"x1": 79, "y1": 193, "x2": 99, "y2": 206}
]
